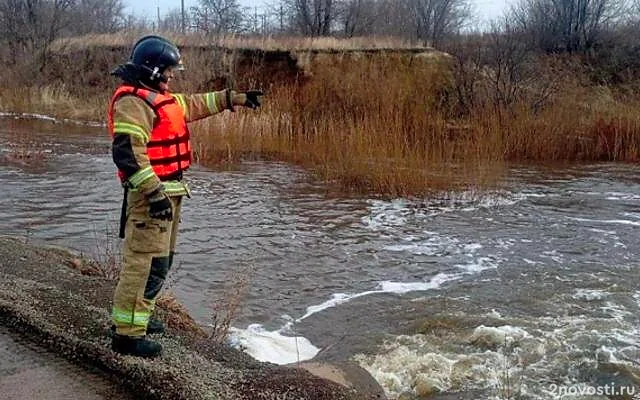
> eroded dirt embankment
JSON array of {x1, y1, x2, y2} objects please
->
[
  {"x1": 0, "y1": 236, "x2": 385, "y2": 400},
  {"x1": 43, "y1": 44, "x2": 443, "y2": 96}
]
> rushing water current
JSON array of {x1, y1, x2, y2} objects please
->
[{"x1": 3, "y1": 116, "x2": 640, "y2": 399}]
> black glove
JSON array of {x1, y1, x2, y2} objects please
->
[
  {"x1": 243, "y1": 90, "x2": 263, "y2": 109},
  {"x1": 231, "y1": 90, "x2": 264, "y2": 110},
  {"x1": 147, "y1": 190, "x2": 172, "y2": 221}
]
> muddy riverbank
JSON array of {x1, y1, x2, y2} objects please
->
[{"x1": 0, "y1": 236, "x2": 386, "y2": 400}]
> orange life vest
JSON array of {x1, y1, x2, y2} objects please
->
[{"x1": 108, "y1": 85, "x2": 192, "y2": 182}]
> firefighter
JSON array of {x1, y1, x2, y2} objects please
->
[{"x1": 108, "y1": 35, "x2": 262, "y2": 357}]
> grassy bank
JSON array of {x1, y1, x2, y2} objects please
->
[{"x1": 2, "y1": 34, "x2": 640, "y2": 196}]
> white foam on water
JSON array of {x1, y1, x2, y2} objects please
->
[
  {"x1": 573, "y1": 288, "x2": 609, "y2": 301},
  {"x1": 622, "y1": 212, "x2": 640, "y2": 219},
  {"x1": 600, "y1": 301, "x2": 633, "y2": 320},
  {"x1": 588, "y1": 227, "x2": 618, "y2": 235},
  {"x1": 354, "y1": 344, "x2": 460, "y2": 396},
  {"x1": 631, "y1": 291, "x2": 640, "y2": 309},
  {"x1": 384, "y1": 232, "x2": 497, "y2": 275},
  {"x1": 362, "y1": 190, "x2": 527, "y2": 231},
  {"x1": 455, "y1": 256, "x2": 500, "y2": 273},
  {"x1": 469, "y1": 325, "x2": 532, "y2": 346},
  {"x1": 362, "y1": 199, "x2": 411, "y2": 230},
  {"x1": 0, "y1": 111, "x2": 104, "y2": 127},
  {"x1": 541, "y1": 249, "x2": 564, "y2": 263},
  {"x1": 383, "y1": 233, "x2": 461, "y2": 256},
  {"x1": 567, "y1": 216, "x2": 640, "y2": 227},
  {"x1": 356, "y1": 304, "x2": 640, "y2": 400},
  {"x1": 353, "y1": 333, "x2": 515, "y2": 398},
  {"x1": 228, "y1": 273, "x2": 462, "y2": 366},
  {"x1": 298, "y1": 273, "x2": 461, "y2": 321},
  {"x1": 465, "y1": 243, "x2": 483, "y2": 251},
  {"x1": 522, "y1": 192, "x2": 548, "y2": 198},
  {"x1": 0, "y1": 112, "x2": 57, "y2": 122},
  {"x1": 605, "y1": 192, "x2": 640, "y2": 201},
  {"x1": 228, "y1": 324, "x2": 320, "y2": 365}
]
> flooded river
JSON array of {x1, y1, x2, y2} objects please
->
[{"x1": 2, "y1": 116, "x2": 640, "y2": 399}]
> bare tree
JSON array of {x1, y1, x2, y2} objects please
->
[
  {"x1": 161, "y1": 7, "x2": 191, "y2": 32},
  {"x1": 483, "y1": 19, "x2": 533, "y2": 109},
  {"x1": 267, "y1": 0, "x2": 469, "y2": 41},
  {"x1": 71, "y1": 0, "x2": 125, "y2": 34},
  {"x1": 371, "y1": 0, "x2": 414, "y2": 37},
  {"x1": 510, "y1": 0, "x2": 625, "y2": 52},
  {"x1": 284, "y1": 0, "x2": 336, "y2": 36},
  {"x1": 337, "y1": 0, "x2": 470, "y2": 44},
  {"x1": 191, "y1": 0, "x2": 244, "y2": 35},
  {"x1": 409, "y1": 0, "x2": 471, "y2": 46},
  {"x1": 338, "y1": 0, "x2": 378, "y2": 36},
  {"x1": 0, "y1": 0, "x2": 75, "y2": 68},
  {"x1": 121, "y1": 13, "x2": 153, "y2": 31}
]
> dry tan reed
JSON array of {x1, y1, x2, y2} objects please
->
[
  {"x1": 52, "y1": 32, "x2": 427, "y2": 52},
  {"x1": 190, "y1": 53, "x2": 507, "y2": 195},
  {"x1": 0, "y1": 85, "x2": 108, "y2": 121},
  {"x1": 4, "y1": 34, "x2": 640, "y2": 196}
]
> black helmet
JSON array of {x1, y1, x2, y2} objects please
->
[{"x1": 112, "y1": 35, "x2": 184, "y2": 90}]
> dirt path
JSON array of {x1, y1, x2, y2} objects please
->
[
  {"x1": 0, "y1": 236, "x2": 386, "y2": 400},
  {"x1": 0, "y1": 327, "x2": 135, "y2": 400}
]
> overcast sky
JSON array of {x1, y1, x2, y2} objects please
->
[
  {"x1": 124, "y1": 0, "x2": 513, "y2": 27},
  {"x1": 124, "y1": 0, "x2": 266, "y2": 18}
]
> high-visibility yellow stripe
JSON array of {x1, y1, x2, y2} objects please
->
[
  {"x1": 162, "y1": 181, "x2": 189, "y2": 196},
  {"x1": 113, "y1": 122, "x2": 149, "y2": 143},
  {"x1": 129, "y1": 180, "x2": 189, "y2": 197},
  {"x1": 205, "y1": 92, "x2": 218, "y2": 114},
  {"x1": 113, "y1": 128, "x2": 146, "y2": 143},
  {"x1": 172, "y1": 94, "x2": 188, "y2": 116},
  {"x1": 112, "y1": 307, "x2": 151, "y2": 327},
  {"x1": 128, "y1": 166, "x2": 156, "y2": 188}
]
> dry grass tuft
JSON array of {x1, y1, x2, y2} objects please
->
[
  {"x1": 209, "y1": 266, "x2": 253, "y2": 345},
  {"x1": 90, "y1": 223, "x2": 122, "y2": 281}
]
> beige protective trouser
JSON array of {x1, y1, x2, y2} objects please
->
[{"x1": 112, "y1": 191, "x2": 182, "y2": 336}]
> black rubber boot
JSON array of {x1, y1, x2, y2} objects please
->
[
  {"x1": 109, "y1": 317, "x2": 165, "y2": 337},
  {"x1": 146, "y1": 317, "x2": 165, "y2": 335},
  {"x1": 111, "y1": 334, "x2": 162, "y2": 358}
]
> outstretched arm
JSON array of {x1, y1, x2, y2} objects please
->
[{"x1": 173, "y1": 89, "x2": 263, "y2": 123}]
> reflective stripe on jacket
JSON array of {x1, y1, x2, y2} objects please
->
[{"x1": 108, "y1": 85, "x2": 192, "y2": 182}]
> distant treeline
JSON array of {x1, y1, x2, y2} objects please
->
[{"x1": 1, "y1": 0, "x2": 639, "y2": 60}]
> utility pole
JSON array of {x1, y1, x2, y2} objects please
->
[
  {"x1": 254, "y1": 6, "x2": 258, "y2": 33},
  {"x1": 157, "y1": 6, "x2": 160, "y2": 30},
  {"x1": 181, "y1": 0, "x2": 185, "y2": 34}
]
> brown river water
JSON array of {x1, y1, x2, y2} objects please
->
[{"x1": 3, "y1": 115, "x2": 640, "y2": 399}]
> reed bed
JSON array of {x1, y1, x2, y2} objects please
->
[
  {"x1": 3, "y1": 34, "x2": 640, "y2": 196},
  {"x1": 0, "y1": 84, "x2": 108, "y2": 121},
  {"x1": 190, "y1": 54, "x2": 504, "y2": 195},
  {"x1": 189, "y1": 55, "x2": 640, "y2": 195}
]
